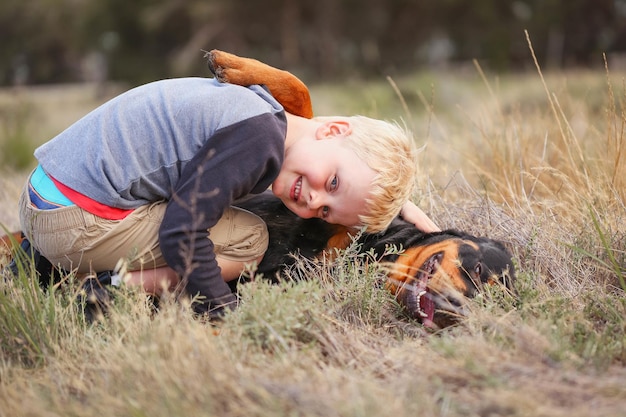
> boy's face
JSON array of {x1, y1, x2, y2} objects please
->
[{"x1": 272, "y1": 129, "x2": 375, "y2": 227}]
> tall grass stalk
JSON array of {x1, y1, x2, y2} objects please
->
[{"x1": 0, "y1": 251, "x2": 69, "y2": 367}]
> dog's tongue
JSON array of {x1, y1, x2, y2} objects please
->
[{"x1": 420, "y1": 293, "x2": 436, "y2": 328}]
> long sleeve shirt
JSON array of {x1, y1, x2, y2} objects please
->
[{"x1": 35, "y1": 77, "x2": 286, "y2": 315}]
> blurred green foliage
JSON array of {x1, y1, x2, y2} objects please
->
[
  {"x1": 1, "y1": 0, "x2": 625, "y2": 87},
  {"x1": 0, "y1": 101, "x2": 37, "y2": 170}
]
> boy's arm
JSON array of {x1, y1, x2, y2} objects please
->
[
  {"x1": 206, "y1": 49, "x2": 314, "y2": 119},
  {"x1": 400, "y1": 201, "x2": 440, "y2": 232},
  {"x1": 159, "y1": 114, "x2": 285, "y2": 318}
]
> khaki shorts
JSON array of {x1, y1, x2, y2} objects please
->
[{"x1": 18, "y1": 181, "x2": 268, "y2": 274}]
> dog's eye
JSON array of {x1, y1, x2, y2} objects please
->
[{"x1": 473, "y1": 263, "x2": 482, "y2": 278}]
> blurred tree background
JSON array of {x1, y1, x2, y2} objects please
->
[{"x1": 1, "y1": 0, "x2": 626, "y2": 87}]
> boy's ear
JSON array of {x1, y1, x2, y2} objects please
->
[{"x1": 316, "y1": 120, "x2": 352, "y2": 139}]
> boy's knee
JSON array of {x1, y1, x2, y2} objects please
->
[{"x1": 211, "y1": 207, "x2": 268, "y2": 261}]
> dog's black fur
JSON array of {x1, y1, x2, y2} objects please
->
[{"x1": 235, "y1": 193, "x2": 339, "y2": 280}]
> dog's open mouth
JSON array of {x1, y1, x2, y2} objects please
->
[{"x1": 389, "y1": 252, "x2": 442, "y2": 328}]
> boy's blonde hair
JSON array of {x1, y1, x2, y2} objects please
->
[{"x1": 317, "y1": 115, "x2": 418, "y2": 233}]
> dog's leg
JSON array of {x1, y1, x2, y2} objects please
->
[
  {"x1": 317, "y1": 227, "x2": 355, "y2": 261},
  {"x1": 206, "y1": 50, "x2": 313, "y2": 119}
]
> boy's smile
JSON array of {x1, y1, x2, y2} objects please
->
[{"x1": 291, "y1": 176, "x2": 303, "y2": 202}]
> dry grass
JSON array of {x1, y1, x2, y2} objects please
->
[{"x1": 1, "y1": 59, "x2": 625, "y2": 417}]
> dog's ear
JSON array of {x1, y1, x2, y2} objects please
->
[{"x1": 206, "y1": 50, "x2": 313, "y2": 119}]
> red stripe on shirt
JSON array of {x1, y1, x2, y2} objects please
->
[{"x1": 50, "y1": 176, "x2": 134, "y2": 220}]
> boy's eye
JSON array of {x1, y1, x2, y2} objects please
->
[
  {"x1": 329, "y1": 176, "x2": 338, "y2": 191},
  {"x1": 321, "y1": 206, "x2": 330, "y2": 218}
]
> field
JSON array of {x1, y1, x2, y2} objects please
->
[{"x1": 1, "y1": 59, "x2": 625, "y2": 417}]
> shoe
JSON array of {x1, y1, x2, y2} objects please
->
[
  {"x1": 78, "y1": 271, "x2": 114, "y2": 323},
  {"x1": 3, "y1": 236, "x2": 56, "y2": 289}
]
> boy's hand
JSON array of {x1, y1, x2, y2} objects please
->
[{"x1": 400, "y1": 201, "x2": 440, "y2": 233}]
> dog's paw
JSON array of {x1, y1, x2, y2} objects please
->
[
  {"x1": 206, "y1": 49, "x2": 249, "y2": 84},
  {"x1": 206, "y1": 49, "x2": 227, "y2": 82}
]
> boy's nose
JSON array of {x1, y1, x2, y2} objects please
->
[
  {"x1": 307, "y1": 189, "x2": 323, "y2": 210},
  {"x1": 307, "y1": 190, "x2": 318, "y2": 209}
]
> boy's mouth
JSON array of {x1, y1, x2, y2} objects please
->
[{"x1": 290, "y1": 176, "x2": 302, "y2": 202}]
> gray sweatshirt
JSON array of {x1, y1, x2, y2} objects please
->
[{"x1": 35, "y1": 77, "x2": 286, "y2": 315}]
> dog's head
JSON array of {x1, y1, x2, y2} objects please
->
[{"x1": 360, "y1": 221, "x2": 516, "y2": 329}]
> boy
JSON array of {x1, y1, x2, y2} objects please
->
[{"x1": 18, "y1": 51, "x2": 438, "y2": 318}]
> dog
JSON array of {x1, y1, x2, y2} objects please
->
[
  {"x1": 1, "y1": 50, "x2": 516, "y2": 329},
  {"x1": 232, "y1": 191, "x2": 515, "y2": 328}
]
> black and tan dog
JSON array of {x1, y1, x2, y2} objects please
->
[
  {"x1": 233, "y1": 191, "x2": 515, "y2": 328},
  {"x1": 209, "y1": 50, "x2": 516, "y2": 328},
  {"x1": 1, "y1": 51, "x2": 516, "y2": 329}
]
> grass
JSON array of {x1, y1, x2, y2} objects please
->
[{"x1": 1, "y1": 55, "x2": 626, "y2": 416}]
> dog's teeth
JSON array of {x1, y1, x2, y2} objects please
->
[
  {"x1": 419, "y1": 310, "x2": 428, "y2": 318},
  {"x1": 418, "y1": 290, "x2": 427, "y2": 297}
]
